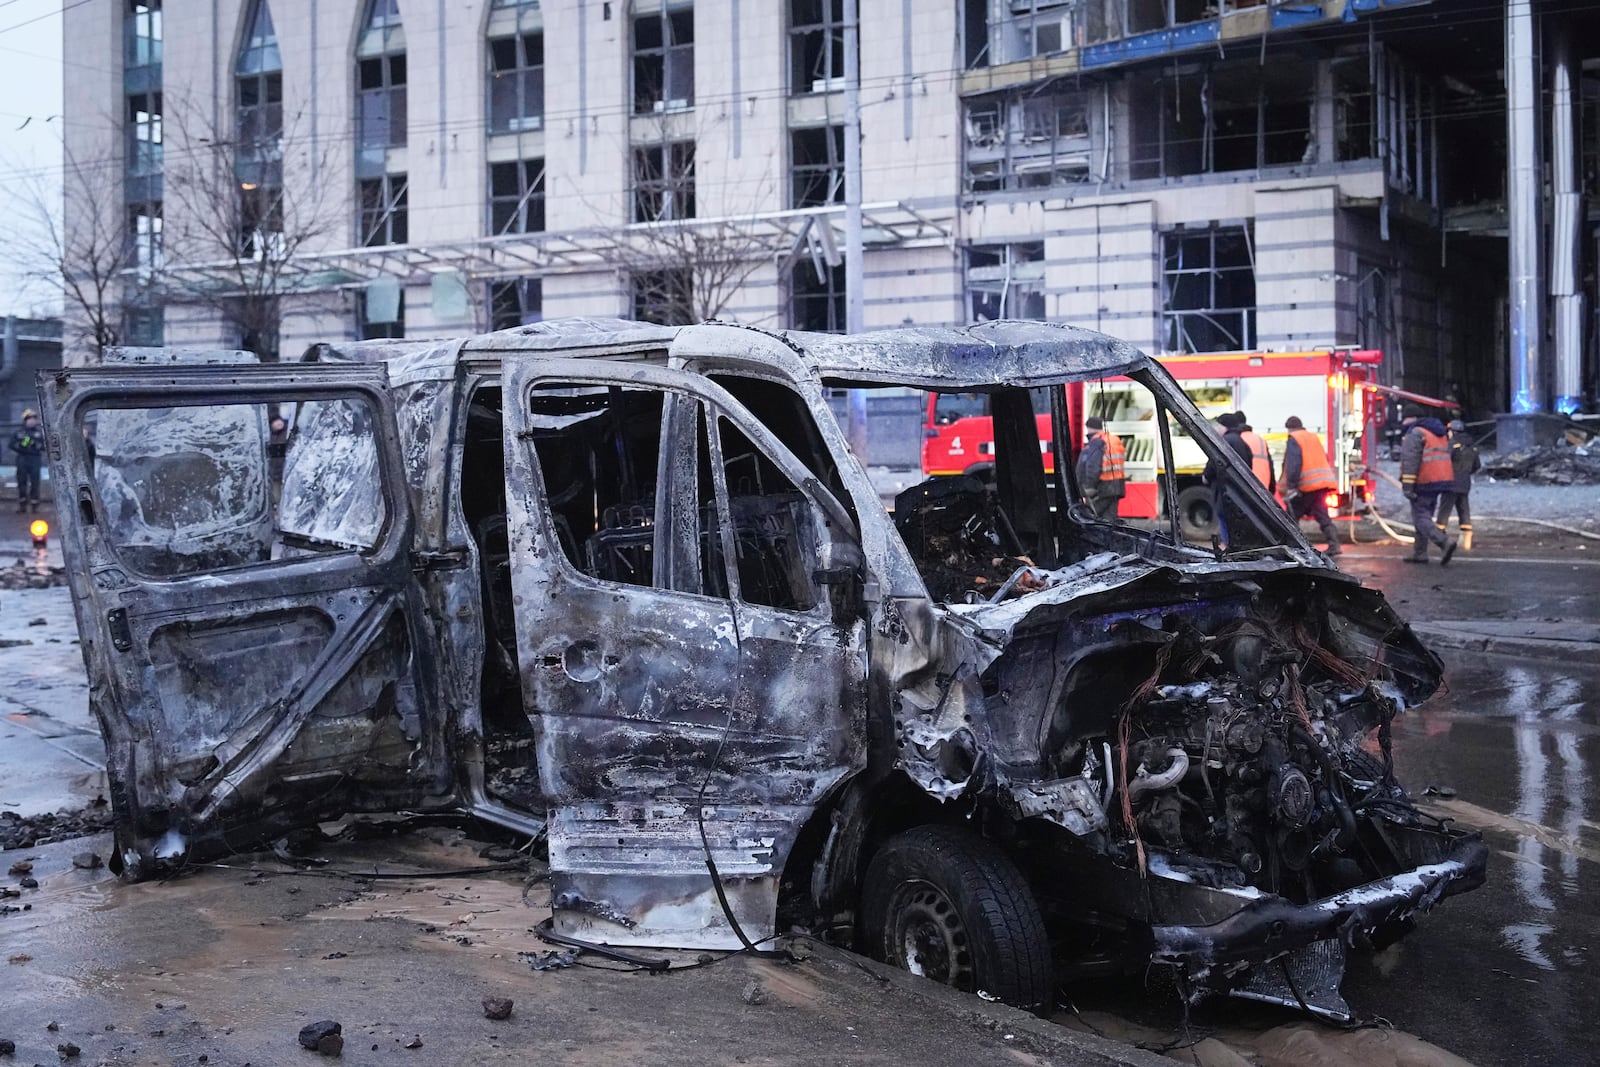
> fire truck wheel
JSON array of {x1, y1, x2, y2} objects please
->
[{"x1": 1175, "y1": 485, "x2": 1218, "y2": 541}]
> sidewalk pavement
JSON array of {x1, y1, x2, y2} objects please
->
[{"x1": 0, "y1": 827, "x2": 1166, "y2": 1067}]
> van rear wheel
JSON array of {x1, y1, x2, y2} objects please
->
[
  {"x1": 861, "y1": 825, "x2": 1052, "y2": 1011},
  {"x1": 1175, "y1": 485, "x2": 1217, "y2": 541}
]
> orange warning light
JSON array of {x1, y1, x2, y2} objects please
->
[{"x1": 29, "y1": 519, "x2": 48, "y2": 546}]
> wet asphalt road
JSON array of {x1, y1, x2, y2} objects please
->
[
  {"x1": 3, "y1": 508, "x2": 1598, "y2": 1065},
  {"x1": 1331, "y1": 539, "x2": 1600, "y2": 1066}
]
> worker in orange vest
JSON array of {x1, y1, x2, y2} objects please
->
[
  {"x1": 1076, "y1": 415, "x2": 1126, "y2": 520},
  {"x1": 1280, "y1": 416, "x2": 1341, "y2": 557},
  {"x1": 1234, "y1": 412, "x2": 1276, "y2": 493},
  {"x1": 1399, "y1": 406, "x2": 1458, "y2": 565}
]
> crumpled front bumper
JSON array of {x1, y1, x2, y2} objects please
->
[{"x1": 1150, "y1": 833, "x2": 1489, "y2": 974}]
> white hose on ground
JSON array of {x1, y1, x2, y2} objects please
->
[{"x1": 1365, "y1": 466, "x2": 1600, "y2": 542}]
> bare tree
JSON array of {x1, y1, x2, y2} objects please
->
[
  {"x1": 7, "y1": 144, "x2": 141, "y2": 361},
  {"x1": 160, "y1": 96, "x2": 344, "y2": 359},
  {"x1": 588, "y1": 102, "x2": 781, "y2": 327}
]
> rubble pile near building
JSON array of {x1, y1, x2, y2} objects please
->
[{"x1": 1482, "y1": 445, "x2": 1600, "y2": 485}]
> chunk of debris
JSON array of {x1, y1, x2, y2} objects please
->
[
  {"x1": 8, "y1": 954, "x2": 31, "y2": 965},
  {"x1": 0, "y1": 1037, "x2": 14, "y2": 1055},
  {"x1": 70, "y1": 852, "x2": 102, "y2": 871},
  {"x1": 740, "y1": 979, "x2": 769, "y2": 1006},
  {"x1": 297, "y1": 1020, "x2": 343, "y2": 1056},
  {"x1": 0, "y1": 888, "x2": 17, "y2": 899},
  {"x1": 6, "y1": 861, "x2": 31, "y2": 876},
  {"x1": 526, "y1": 949, "x2": 577, "y2": 972},
  {"x1": 403, "y1": 1035, "x2": 423, "y2": 1049},
  {"x1": 57, "y1": 1042, "x2": 81, "y2": 1058},
  {"x1": 481, "y1": 997, "x2": 514, "y2": 1021},
  {"x1": 18, "y1": 878, "x2": 37, "y2": 890}
]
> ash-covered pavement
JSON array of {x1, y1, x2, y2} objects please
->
[{"x1": 3, "y1": 495, "x2": 1598, "y2": 1066}]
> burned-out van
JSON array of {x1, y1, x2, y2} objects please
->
[{"x1": 42, "y1": 320, "x2": 1484, "y2": 1018}]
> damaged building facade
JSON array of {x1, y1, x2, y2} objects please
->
[{"x1": 61, "y1": 0, "x2": 1600, "y2": 414}]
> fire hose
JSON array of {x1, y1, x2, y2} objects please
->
[{"x1": 1360, "y1": 468, "x2": 1600, "y2": 545}]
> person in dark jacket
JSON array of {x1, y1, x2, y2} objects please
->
[
  {"x1": 9, "y1": 409, "x2": 45, "y2": 512},
  {"x1": 1280, "y1": 415, "x2": 1341, "y2": 556},
  {"x1": 1203, "y1": 412, "x2": 1256, "y2": 547},
  {"x1": 1399, "y1": 407, "x2": 1457, "y2": 564},
  {"x1": 1435, "y1": 419, "x2": 1480, "y2": 551},
  {"x1": 1075, "y1": 416, "x2": 1127, "y2": 520},
  {"x1": 1234, "y1": 412, "x2": 1275, "y2": 493}
]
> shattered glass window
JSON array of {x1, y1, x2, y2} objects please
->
[
  {"x1": 82, "y1": 394, "x2": 390, "y2": 578},
  {"x1": 715, "y1": 415, "x2": 818, "y2": 612}
]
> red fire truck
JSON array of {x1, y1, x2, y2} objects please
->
[{"x1": 921, "y1": 348, "x2": 1387, "y2": 539}]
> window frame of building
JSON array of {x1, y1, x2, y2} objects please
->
[
  {"x1": 357, "y1": 290, "x2": 405, "y2": 340},
  {"x1": 125, "y1": 0, "x2": 162, "y2": 72},
  {"x1": 790, "y1": 259, "x2": 845, "y2": 333},
  {"x1": 489, "y1": 159, "x2": 546, "y2": 235},
  {"x1": 356, "y1": 0, "x2": 407, "y2": 164},
  {"x1": 632, "y1": 3, "x2": 694, "y2": 115},
  {"x1": 789, "y1": 0, "x2": 844, "y2": 95},
  {"x1": 966, "y1": 243, "x2": 1045, "y2": 321},
  {"x1": 632, "y1": 140, "x2": 695, "y2": 223},
  {"x1": 359, "y1": 174, "x2": 409, "y2": 247},
  {"x1": 790, "y1": 125, "x2": 844, "y2": 208},
  {"x1": 236, "y1": 0, "x2": 283, "y2": 182},
  {"x1": 1128, "y1": 59, "x2": 1317, "y2": 181},
  {"x1": 126, "y1": 91, "x2": 163, "y2": 178},
  {"x1": 1160, "y1": 224, "x2": 1256, "y2": 354},
  {"x1": 488, "y1": 29, "x2": 544, "y2": 134},
  {"x1": 489, "y1": 278, "x2": 543, "y2": 331},
  {"x1": 239, "y1": 183, "x2": 286, "y2": 261},
  {"x1": 631, "y1": 269, "x2": 693, "y2": 326},
  {"x1": 963, "y1": 90, "x2": 1092, "y2": 193},
  {"x1": 127, "y1": 201, "x2": 164, "y2": 272},
  {"x1": 122, "y1": 302, "x2": 165, "y2": 348}
]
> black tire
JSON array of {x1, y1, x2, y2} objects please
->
[
  {"x1": 860, "y1": 825, "x2": 1053, "y2": 1011},
  {"x1": 1175, "y1": 485, "x2": 1217, "y2": 542}
]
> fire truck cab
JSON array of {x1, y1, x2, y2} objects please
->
[{"x1": 922, "y1": 348, "x2": 1383, "y2": 540}]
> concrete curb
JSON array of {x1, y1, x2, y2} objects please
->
[
  {"x1": 1411, "y1": 623, "x2": 1600, "y2": 664},
  {"x1": 797, "y1": 939, "x2": 1171, "y2": 1067}
]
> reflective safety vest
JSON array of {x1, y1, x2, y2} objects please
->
[
  {"x1": 1096, "y1": 431, "x2": 1126, "y2": 481},
  {"x1": 1417, "y1": 428, "x2": 1453, "y2": 486},
  {"x1": 1288, "y1": 430, "x2": 1337, "y2": 492},
  {"x1": 1239, "y1": 430, "x2": 1272, "y2": 488}
]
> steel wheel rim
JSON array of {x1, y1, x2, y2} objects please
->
[{"x1": 886, "y1": 879, "x2": 973, "y2": 990}]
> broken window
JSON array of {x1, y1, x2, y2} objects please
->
[
  {"x1": 966, "y1": 243, "x2": 1045, "y2": 321},
  {"x1": 791, "y1": 125, "x2": 843, "y2": 208},
  {"x1": 789, "y1": 0, "x2": 844, "y2": 94},
  {"x1": 1331, "y1": 55, "x2": 1374, "y2": 163},
  {"x1": 633, "y1": 3, "x2": 694, "y2": 113},
  {"x1": 125, "y1": 0, "x2": 162, "y2": 71},
  {"x1": 715, "y1": 415, "x2": 818, "y2": 612},
  {"x1": 1162, "y1": 224, "x2": 1255, "y2": 354},
  {"x1": 359, "y1": 174, "x2": 408, "y2": 246},
  {"x1": 239, "y1": 183, "x2": 285, "y2": 260},
  {"x1": 235, "y1": 0, "x2": 282, "y2": 186},
  {"x1": 489, "y1": 159, "x2": 546, "y2": 234},
  {"x1": 489, "y1": 277, "x2": 542, "y2": 330},
  {"x1": 127, "y1": 201, "x2": 163, "y2": 271},
  {"x1": 126, "y1": 91, "x2": 162, "y2": 177},
  {"x1": 356, "y1": 0, "x2": 407, "y2": 173},
  {"x1": 1126, "y1": 60, "x2": 1314, "y2": 180},
  {"x1": 790, "y1": 259, "x2": 845, "y2": 333},
  {"x1": 357, "y1": 290, "x2": 404, "y2": 340},
  {"x1": 122, "y1": 302, "x2": 163, "y2": 347},
  {"x1": 632, "y1": 269, "x2": 693, "y2": 326},
  {"x1": 82, "y1": 394, "x2": 388, "y2": 579},
  {"x1": 963, "y1": 90, "x2": 1090, "y2": 193},
  {"x1": 488, "y1": 29, "x2": 543, "y2": 134},
  {"x1": 633, "y1": 140, "x2": 695, "y2": 222}
]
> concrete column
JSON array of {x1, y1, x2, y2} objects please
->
[{"x1": 1504, "y1": 0, "x2": 1544, "y2": 414}]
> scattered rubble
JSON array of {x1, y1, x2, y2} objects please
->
[
  {"x1": 526, "y1": 949, "x2": 577, "y2": 972},
  {"x1": 70, "y1": 852, "x2": 102, "y2": 871},
  {"x1": 296, "y1": 1020, "x2": 343, "y2": 1057},
  {"x1": 740, "y1": 980, "x2": 769, "y2": 1006},
  {"x1": 0, "y1": 559, "x2": 67, "y2": 590},
  {"x1": 481, "y1": 997, "x2": 514, "y2": 1021},
  {"x1": 0, "y1": 805, "x2": 115, "y2": 851},
  {"x1": 56, "y1": 1041, "x2": 81, "y2": 1058},
  {"x1": 1483, "y1": 445, "x2": 1600, "y2": 485}
]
